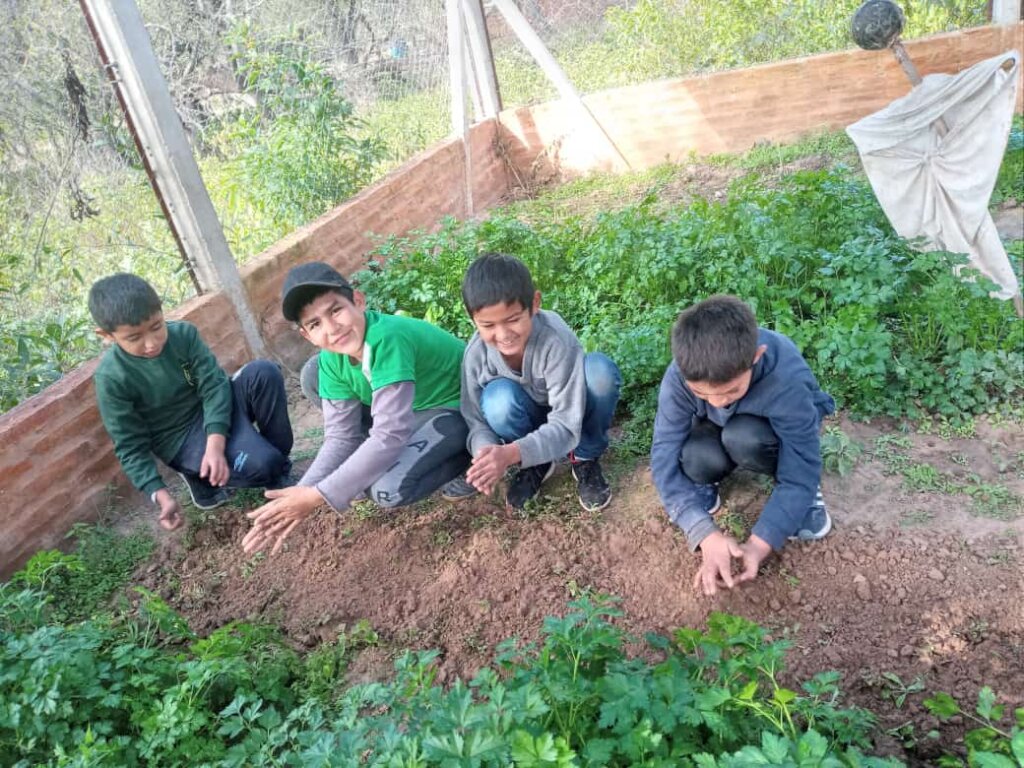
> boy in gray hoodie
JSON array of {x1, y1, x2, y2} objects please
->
[{"x1": 456, "y1": 253, "x2": 621, "y2": 511}]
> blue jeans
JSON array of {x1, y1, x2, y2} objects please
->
[
  {"x1": 480, "y1": 352, "x2": 621, "y2": 460},
  {"x1": 170, "y1": 360, "x2": 293, "y2": 487}
]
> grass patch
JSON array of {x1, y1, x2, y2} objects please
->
[{"x1": 11, "y1": 523, "x2": 154, "y2": 622}]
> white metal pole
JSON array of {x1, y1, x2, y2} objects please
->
[
  {"x1": 991, "y1": 0, "x2": 1022, "y2": 23},
  {"x1": 460, "y1": 0, "x2": 501, "y2": 117},
  {"x1": 446, "y1": 0, "x2": 474, "y2": 217},
  {"x1": 490, "y1": 0, "x2": 631, "y2": 169},
  {"x1": 79, "y1": 0, "x2": 265, "y2": 356},
  {"x1": 446, "y1": 0, "x2": 468, "y2": 137}
]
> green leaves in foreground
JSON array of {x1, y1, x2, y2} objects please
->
[
  {"x1": 924, "y1": 689, "x2": 1024, "y2": 768},
  {"x1": 2, "y1": 575, "x2": 904, "y2": 767}
]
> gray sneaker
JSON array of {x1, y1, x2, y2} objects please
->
[
  {"x1": 441, "y1": 474, "x2": 478, "y2": 501},
  {"x1": 789, "y1": 488, "x2": 832, "y2": 541}
]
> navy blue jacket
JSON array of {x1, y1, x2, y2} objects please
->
[{"x1": 651, "y1": 329, "x2": 835, "y2": 551}]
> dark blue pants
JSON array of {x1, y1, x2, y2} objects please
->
[
  {"x1": 170, "y1": 360, "x2": 293, "y2": 488},
  {"x1": 681, "y1": 414, "x2": 779, "y2": 485}
]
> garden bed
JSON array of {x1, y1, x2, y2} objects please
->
[{"x1": 130, "y1": 398, "x2": 1024, "y2": 763}]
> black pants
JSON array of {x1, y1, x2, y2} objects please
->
[
  {"x1": 681, "y1": 414, "x2": 779, "y2": 485},
  {"x1": 170, "y1": 360, "x2": 293, "y2": 487}
]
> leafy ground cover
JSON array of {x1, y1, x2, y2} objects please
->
[
  {"x1": 5, "y1": 550, "x2": 1021, "y2": 767},
  {"x1": 358, "y1": 154, "x2": 1022, "y2": 440}
]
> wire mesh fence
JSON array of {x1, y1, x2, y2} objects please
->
[{"x1": 0, "y1": 0, "x2": 996, "y2": 411}]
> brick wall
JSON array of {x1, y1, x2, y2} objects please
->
[{"x1": 498, "y1": 24, "x2": 1024, "y2": 175}]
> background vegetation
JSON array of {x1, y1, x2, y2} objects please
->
[{"x1": 0, "y1": 0, "x2": 994, "y2": 412}]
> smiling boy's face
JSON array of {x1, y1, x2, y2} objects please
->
[
  {"x1": 97, "y1": 311, "x2": 168, "y2": 359},
  {"x1": 297, "y1": 290, "x2": 368, "y2": 360},
  {"x1": 471, "y1": 292, "x2": 541, "y2": 365}
]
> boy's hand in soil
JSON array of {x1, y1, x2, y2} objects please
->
[
  {"x1": 466, "y1": 443, "x2": 520, "y2": 494},
  {"x1": 243, "y1": 486, "x2": 325, "y2": 555},
  {"x1": 693, "y1": 530, "x2": 744, "y2": 596},
  {"x1": 155, "y1": 488, "x2": 184, "y2": 531},
  {"x1": 200, "y1": 434, "x2": 230, "y2": 487},
  {"x1": 737, "y1": 534, "x2": 773, "y2": 584}
]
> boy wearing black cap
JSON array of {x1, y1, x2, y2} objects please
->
[{"x1": 242, "y1": 262, "x2": 471, "y2": 554}]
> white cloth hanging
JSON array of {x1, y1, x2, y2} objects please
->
[{"x1": 847, "y1": 51, "x2": 1021, "y2": 300}]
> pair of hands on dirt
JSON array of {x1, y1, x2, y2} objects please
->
[
  {"x1": 242, "y1": 486, "x2": 326, "y2": 555},
  {"x1": 466, "y1": 443, "x2": 520, "y2": 495},
  {"x1": 694, "y1": 531, "x2": 773, "y2": 596}
]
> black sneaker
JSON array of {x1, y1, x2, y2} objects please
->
[
  {"x1": 440, "y1": 474, "x2": 478, "y2": 501},
  {"x1": 506, "y1": 462, "x2": 554, "y2": 510},
  {"x1": 176, "y1": 472, "x2": 230, "y2": 510},
  {"x1": 571, "y1": 459, "x2": 612, "y2": 512}
]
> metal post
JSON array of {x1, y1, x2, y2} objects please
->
[
  {"x1": 490, "y1": 0, "x2": 632, "y2": 169},
  {"x1": 461, "y1": 0, "x2": 502, "y2": 117},
  {"x1": 446, "y1": 0, "x2": 468, "y2": 136},
  {"x1": 79, "y1": 0, "x2": 265, "y2": 356},
  {"x1": 992, "y1": 0, "x2": 1022, "y2": 22}
]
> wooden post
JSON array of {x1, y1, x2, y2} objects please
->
[
  {"x1": 79, "y1": 0, "x2": 265, "y2": 356},
  {"x1": 446, "y1": 0, "x2": 468, "y2": 137}
]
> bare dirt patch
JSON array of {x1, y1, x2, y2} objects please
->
[{"x1": 134, "y1": 390, "x2": 1024, "y2": 763}]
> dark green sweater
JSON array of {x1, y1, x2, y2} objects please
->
[{"x1": 94, "y1": 321, "x2": 232, "y2": 495}]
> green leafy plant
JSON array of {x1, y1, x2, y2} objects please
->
[
  {"x1": 1, "y1": 578, "x2": 904, "y2": 767},
  {"x1": 924, "y1": 688, "x2": 1024, "y2": 767},
  {"x1": 821, "y1": 426, "x2": 864, "y2": 476},
  {"x1": 211, "y1": 25, "x2": 387, "y2": 235},
  {"x1": 13, "y1": 523, "x2": 153, "y2": 622}
]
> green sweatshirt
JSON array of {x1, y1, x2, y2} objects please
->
[{"x1": 93, "y1": 320, "x2": 232, "y2": 495}]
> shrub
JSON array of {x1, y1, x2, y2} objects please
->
[{"x1": 355, "y1": 166, "x2": 1022, "y2": 447}]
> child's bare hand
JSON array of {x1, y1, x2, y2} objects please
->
[
  {"x1": 693, "y1": 531, "x2": 744, "y2": 596},
  {"x1": 201, "y1": 434, "x2": 230, "y2": 486},
  {"x1": 243, "y1": 486, "x2": 324, "y2": 555},
  {"x1": 737, "y1": 535, "x2": 773, "y2": 584},
  {"x1": 466, "y1": 444, "x2": 517, "y2": 494},
  {"x1": 155, "y1": 489, "x2": 184, "y2": 531}
]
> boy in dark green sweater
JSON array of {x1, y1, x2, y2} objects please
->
[{"x1": 90, "y1": 273, "x2": 294, "y2": 531}]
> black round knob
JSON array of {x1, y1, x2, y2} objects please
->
[{"x1": 851, "y1": 0, "x2": 906, "y2": 50}]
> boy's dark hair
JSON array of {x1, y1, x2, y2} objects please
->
[
  {"x1": 462, "y1": 252, "x2": 535, "y2": 316},
  {"x1": 671, "y1": 295, "x2": 759, "y2": 383},
  {"x1": 88, "y1": 273, "x2": 163, "y2": 332}
]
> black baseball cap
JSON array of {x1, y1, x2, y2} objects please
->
[{"x1": 281, "y1": 262, "x2": 354, "y2": 322}]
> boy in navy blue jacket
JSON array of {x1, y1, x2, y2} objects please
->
[{"x1": 651, "y1": 295, "x2": 835, "y2": 596}]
